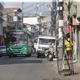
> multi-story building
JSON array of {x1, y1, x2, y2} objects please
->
[{"x1": 2, "y1": 8, "x2": 23, "y2": 31}]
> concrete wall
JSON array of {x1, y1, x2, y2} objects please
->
[
  {"x1": 0, "y1": 2, "x2": 4, "y2": 35},
  {"x1": 77, "y1": 2, "x2": 80, "y2": 17}
]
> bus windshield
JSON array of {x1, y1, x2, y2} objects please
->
[
  {"x1": 39, "y1": 38, "x2": 55, "y2": 45},
  {"x1": 7, "y1": 32, "x2": 27, "y2": 45}
]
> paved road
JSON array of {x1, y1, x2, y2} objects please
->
[{"x1": 0, "y1": 55, "x2": 61, "y2": 80}]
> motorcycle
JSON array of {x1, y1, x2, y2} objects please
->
[{"x1": 45, "y1": 49, "x2": 55, "y2": 61}]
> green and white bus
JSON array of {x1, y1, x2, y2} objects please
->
[{"x1": 6, "y1": 29, "x2": 33, "y2": 57}]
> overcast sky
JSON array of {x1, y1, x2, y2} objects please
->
[
  {"x1": 0, "y1": 0, "x2": 52, "y2": 2},
  {"x1": 2, "y1": 1, "x2": 52, "y2": 16}
]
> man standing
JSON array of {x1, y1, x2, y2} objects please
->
[{"x1": 64, "y1": 33, "x2": 74, "y2": 74}]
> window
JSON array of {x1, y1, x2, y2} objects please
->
[{"x1": 39, "y1": 38, "x2": 55, "y2": 45}]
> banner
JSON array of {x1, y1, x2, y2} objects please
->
[{"x1": 39, "y1": 16, "x2": 47, "y2": 24}]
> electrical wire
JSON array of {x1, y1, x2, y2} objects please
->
[
  {"x1": 22, "y1": 2, "x2": 38, "y2": 11},
  {"x1": 23, "y1": 2, "x2": 50, "y2": 12}
]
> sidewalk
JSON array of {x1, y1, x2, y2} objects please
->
[
  {"x1": 52, "y1": 47, "x2": 80, "y2": 80},
  {"x1": 59, "y1": 57, "x2": 80, "y2": 80}
]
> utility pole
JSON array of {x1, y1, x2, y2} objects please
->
[
  {"x1": 56, "y1": 0, "x2": 64, "y2": 73},
  {"x1": 51, "y1": 1, "x2": 56, "y2": 29},
  {"x1": 57, "y1": 0, "x2": 64, "y2": 54},
  {"x1": 22, "y1": 2, "x2": 24, "y2": 29}
]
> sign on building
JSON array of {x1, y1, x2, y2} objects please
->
[
  {"x1": 59, "y1": 20, "x2": 64, "y2": 27},
  {"x1": 13, "y1": 16, "x2": 17, "y2": 21},
  {"x1": 23, "y1": 17, "x2": 39, "y2": 25},
  {"x1": 39, "y1": 16, "x2": 47, "y2": 24}
]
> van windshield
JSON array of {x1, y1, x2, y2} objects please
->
[{"x1": 39, "y1": 38, "x2": 55, "y2": 45}]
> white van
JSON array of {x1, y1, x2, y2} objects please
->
[{"x1": 34, "y1": 35, "x2": 56, "y2": 58}]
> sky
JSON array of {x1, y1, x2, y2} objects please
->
[
  {"x1": 0, "y1": 0, "x2": 52, "y2": 2},
  {"x1": 2, "y1": 2, "x2": 52, "y2": 16},
  {"x1": 1, "y1": 0, "x2": 80, "y2": 3},
  {"x1": 0, "y1": 0, "x2": 52, "y2": 26}
]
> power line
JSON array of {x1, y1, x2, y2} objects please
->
[
  {"x1": 22, "y1": 2, "x2": 38, "y2": 11},
  {"x1": 23, "y1": 2, "x2": 50, "y2": 12}
]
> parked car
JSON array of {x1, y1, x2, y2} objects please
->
[{"x1": 0, "y1": 46, "x2": 6, "y2": 56}]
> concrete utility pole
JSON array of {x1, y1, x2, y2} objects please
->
[
  {"x1": 51, "y1": 0, "x2": 63, "y2": 73},
  {"x1": 22, "y1": 2, "x2": 24, "y2": 28},
  {"x1": 51, "y1": 0, "x2": 64, "y2": 72},
  {"x1": 57, "y1": 0, "x2": 64, "y2": 51},
  {"x1": 52, "y1": 0, "x2": 64, "y2": 46},
  {"x1": 54, "y1": 0, "x2": 64, "y2": 73}
]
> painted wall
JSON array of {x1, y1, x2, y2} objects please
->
[{"x1": 0, "y1": 2, "x2": 4, "y2": 35}]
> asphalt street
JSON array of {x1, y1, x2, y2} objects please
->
[{"x1": 0, "y1": 55, "x2": 61, "y2": 80}]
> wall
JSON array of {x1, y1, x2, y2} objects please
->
[{"x1": 0, "y1": 2, "x2": 4, "y2": 35}]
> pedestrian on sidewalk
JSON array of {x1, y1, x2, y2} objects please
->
[
  {"x1": 64, "y1": 33, "x2": 73, "y2": 60},
  {"x1": 64, "y1": 33, "x2": 74, "y2": 74}
]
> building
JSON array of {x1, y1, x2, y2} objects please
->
[
  {"x1": 2, "y1": 8, "x2": 22, "y2": 31},
  {"x1": 0, "y1": 2, "x2": 4, "y2": 35},
  {"x1": 77, "y1": 1, "x2": 80, "y2": 54},
  {"x1": 63, "y1": 0, "x2": 80, "y2": 62}
]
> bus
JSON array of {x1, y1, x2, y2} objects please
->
[{"x1": 6, "y1": 29, "x2": 33, "y2": 57}]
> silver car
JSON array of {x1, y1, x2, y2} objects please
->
[{"x1": 0, "y1": 46, "x2": 6, "y2": 56}]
